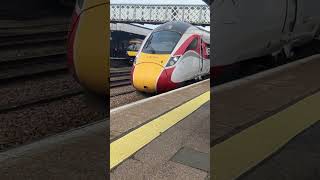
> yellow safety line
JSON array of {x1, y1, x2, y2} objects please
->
[
  {"x1": 211, "y1": 91, "x2": 320, "y2": 180},
  {"x1": 110, "y1": 91, "x2": 210, "y2": 170}
]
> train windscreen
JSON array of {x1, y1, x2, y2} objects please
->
[
  {"x1": 142, "y1": 31, "x2": 181, "y2": 54},
  {"x1": 127, "y1": 44, "x2": 141, "y2": 51}
]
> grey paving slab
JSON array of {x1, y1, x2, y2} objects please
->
[
  {"x1": 150, "y1": 161, "x2": 208, "y2": 180},
  {"x1": 171, "y1": 147, "x2": 210, "y2": 172},
  {"x1": 178, "y1": 102, "x2": 210, "y2": 154}
]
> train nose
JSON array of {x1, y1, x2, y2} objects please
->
[{"x1": 132, "y1": 63, "x2": 164, "y2": 93}]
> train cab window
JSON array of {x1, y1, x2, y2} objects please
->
[
  {"x1": 142, "y1": 31, "x2": 181, "y2": 54},
  {"x1": 135, "y1": 43, "x2": 141, "y2": 51},
  {"x1": 127, "y1": 44, "x2": 134, "y2": 51},
  {"x1": 186, "y1": 38, "x2": 198, "y2": 52},
  {"x1": 127, "y1": 43, "x2": 141, "y2": 51}
]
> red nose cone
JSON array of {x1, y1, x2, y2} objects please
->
[
  {"x1": 156, "y1": 67, "x2": 177, "y2": 93},
  {"x1": 67, "y1": 10, "x2": 80, "y2": 82}
]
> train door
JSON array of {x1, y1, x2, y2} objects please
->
[
  {"x1": 176, "y1": 34, "x2": 200, "y2": 81},
  {"x1": 277, "y1": 0, "x2": 297, "y2": 57},
  {"x1": 199, "y1": 37, "x2": 204, "y2": 72},
  {"x1": 283, "y1": 0, "x2": 297, "y2": 34},
  {"x1": 293, "y1": 0, "x2": 319, "y2": 41},
  {"x1": 199, "y1": 36, "x2": 210, "y2": 75}
]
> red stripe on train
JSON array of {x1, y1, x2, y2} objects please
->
[
  {"x1": 174, "y1": 34, "x2": 198, "y2": 56},
  {"x1": 156, "y1": 67, "x2": 177, "y2": 93},
  {"x1": 67, "y1": 10, "x2": 81, "y2": 82}
]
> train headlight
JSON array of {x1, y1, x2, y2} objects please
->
[
  {"x1": 166, "y1": 56, "x2": 180, "y2": 67},
  {"x1": 133, "y1": 53, "x2": 140, "y2": 65}
]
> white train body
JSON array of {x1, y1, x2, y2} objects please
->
[{"x1": 212, "y1": 0, "x2": 320, "y2": 74}]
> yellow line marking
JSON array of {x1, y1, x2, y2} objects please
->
[
  {"x1": 211, "y1": 91, "x2": 320, "y2": 180},
  {"x1": 110, "y1": 91, "x2": 210, "y2": 170}
]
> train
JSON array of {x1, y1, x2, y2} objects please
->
[
  {"x1": 126, "y1": 39, "x2": 143, "y2": 63},
  {"x1": 131, "y1": 21, "x2": 210, "y2": 93},
  {"x1": 212, "y1": 0, "x2": 320, "y2": 78},
  {"x1": 68, "y1": 0, "x2": 320, "y2": 96},
  {"x1": 67, "y1": 0, "x2": 109, "y2": 96}
]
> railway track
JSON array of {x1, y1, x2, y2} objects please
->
[
  {"x1": 110, "y1": 80, "x2": 132, "y2": 88},
  {"x1": 0, "y1": 31, "x2": 68, "y2": 49},
  {"x1": 0, "y1": 60, "x2": 92, "y2": 151},
  {"x1": 110, "y1": 71, "x2": 131, "y2": 77},
  {"x1": 0, "y1": 26, "x2": 69, "y2": 83},
  {"x1": 0, "y1": 88, "x2": 83, "y2": 114},
  {"x1": 0, "y1": 52, "x2": 82, "y2": 114},
  {"x1": 110, "y1": 68, "x2": 132, "y2": 89},
  {"x1": 0, "y1": 54, "x2": 68, "y2": 84},
  {"x1": 110, "y1": 86, "x2": 136, "y2": 98},
  {"x1": 0, "y1": 27, "x2": 103, "y2": 151},
  {"x1": 109, "y1": 67, "x2": 138, "y2": 107}
]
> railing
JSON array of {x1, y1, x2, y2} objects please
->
[{"x1": 110, "y1": 4, "x2": 210, "y2": 26}]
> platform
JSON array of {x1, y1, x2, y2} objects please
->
[
  {"x1": 0, "y1": 78, "x2": 210, "y2": 179},
  {"x1": 0, "y1": 120, "x2": 107, "y2": 179},
  {"x1": 110, "y1": 79, "x2": 210, "y2": 179},
  {"x1": 211, "y1": 54, "x2": 320, "y2": 179}
]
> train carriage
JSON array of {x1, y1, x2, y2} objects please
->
[
  {"x1": 211, "y1": 0, "x2": 320, "y2": 78},
  {"x1": 67, "y1": 0, "x2": 109, "y2": 95},
  {"x1": 132, "y1": 21, "x2": 210, "y2": 93},
  {"x1": 126, "y1": 39, "x2": 143, "y2": 63},
  {"x1": 68, "y1": 0, "x2": 320, "y2": 96}
]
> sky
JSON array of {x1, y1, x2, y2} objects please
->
[{"x1": 111, "y1": 0, "x2": 207, "y2": 5}]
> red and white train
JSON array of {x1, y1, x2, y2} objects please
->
[
  {"x1": 131, "y1": 21, "x2": 210, "y2": 93},
  {"x1": 212, "y1": 0, "x2": 320, "y2": 77}
]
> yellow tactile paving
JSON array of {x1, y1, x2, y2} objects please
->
[
  {"x1": 211, "y1": 91, "x2": 320, "y2": 180},
  {"x1": 110, "y1": 91, "x2": 210, "y2": 170}
]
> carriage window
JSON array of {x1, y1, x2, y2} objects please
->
[{"x1": 186, "y1": 38, "x2": 198, "y2": 52}]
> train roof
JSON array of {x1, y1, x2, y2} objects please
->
[
  {"x1": 153, "y1": 21, "x2": 193, "y2": 34},
  {"x1": 196, "y1": 26, "x2": 210, "y2": 33},
  {"x1": 185, "y1": 25, "x2": 210, "y2": 44},
  {"x1": 152, "y1": 21, "x2": 210, "y2": 44},
  {"x1": 129, "y1": 39, "x2": 143, "y2": 43}
]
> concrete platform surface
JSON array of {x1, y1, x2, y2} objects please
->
[
  {"x1": 111, "y1": 79, "x2": 209, "y2": 141},
  {"x1": 211, "y1": 54, "x2": 320, "y2": 179},
  {"x1": 241, "y1": 120, "x2": 320, "y2": 180},
  {"x1": 212, "y1": 54, "x2": 320, "y2": 144},
  {"x1": 111, "y1": 102, "x2": 210, "y2": 180},
  {"x1": 0, "y1": 121, "x2": 108, "y2": 180}
]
